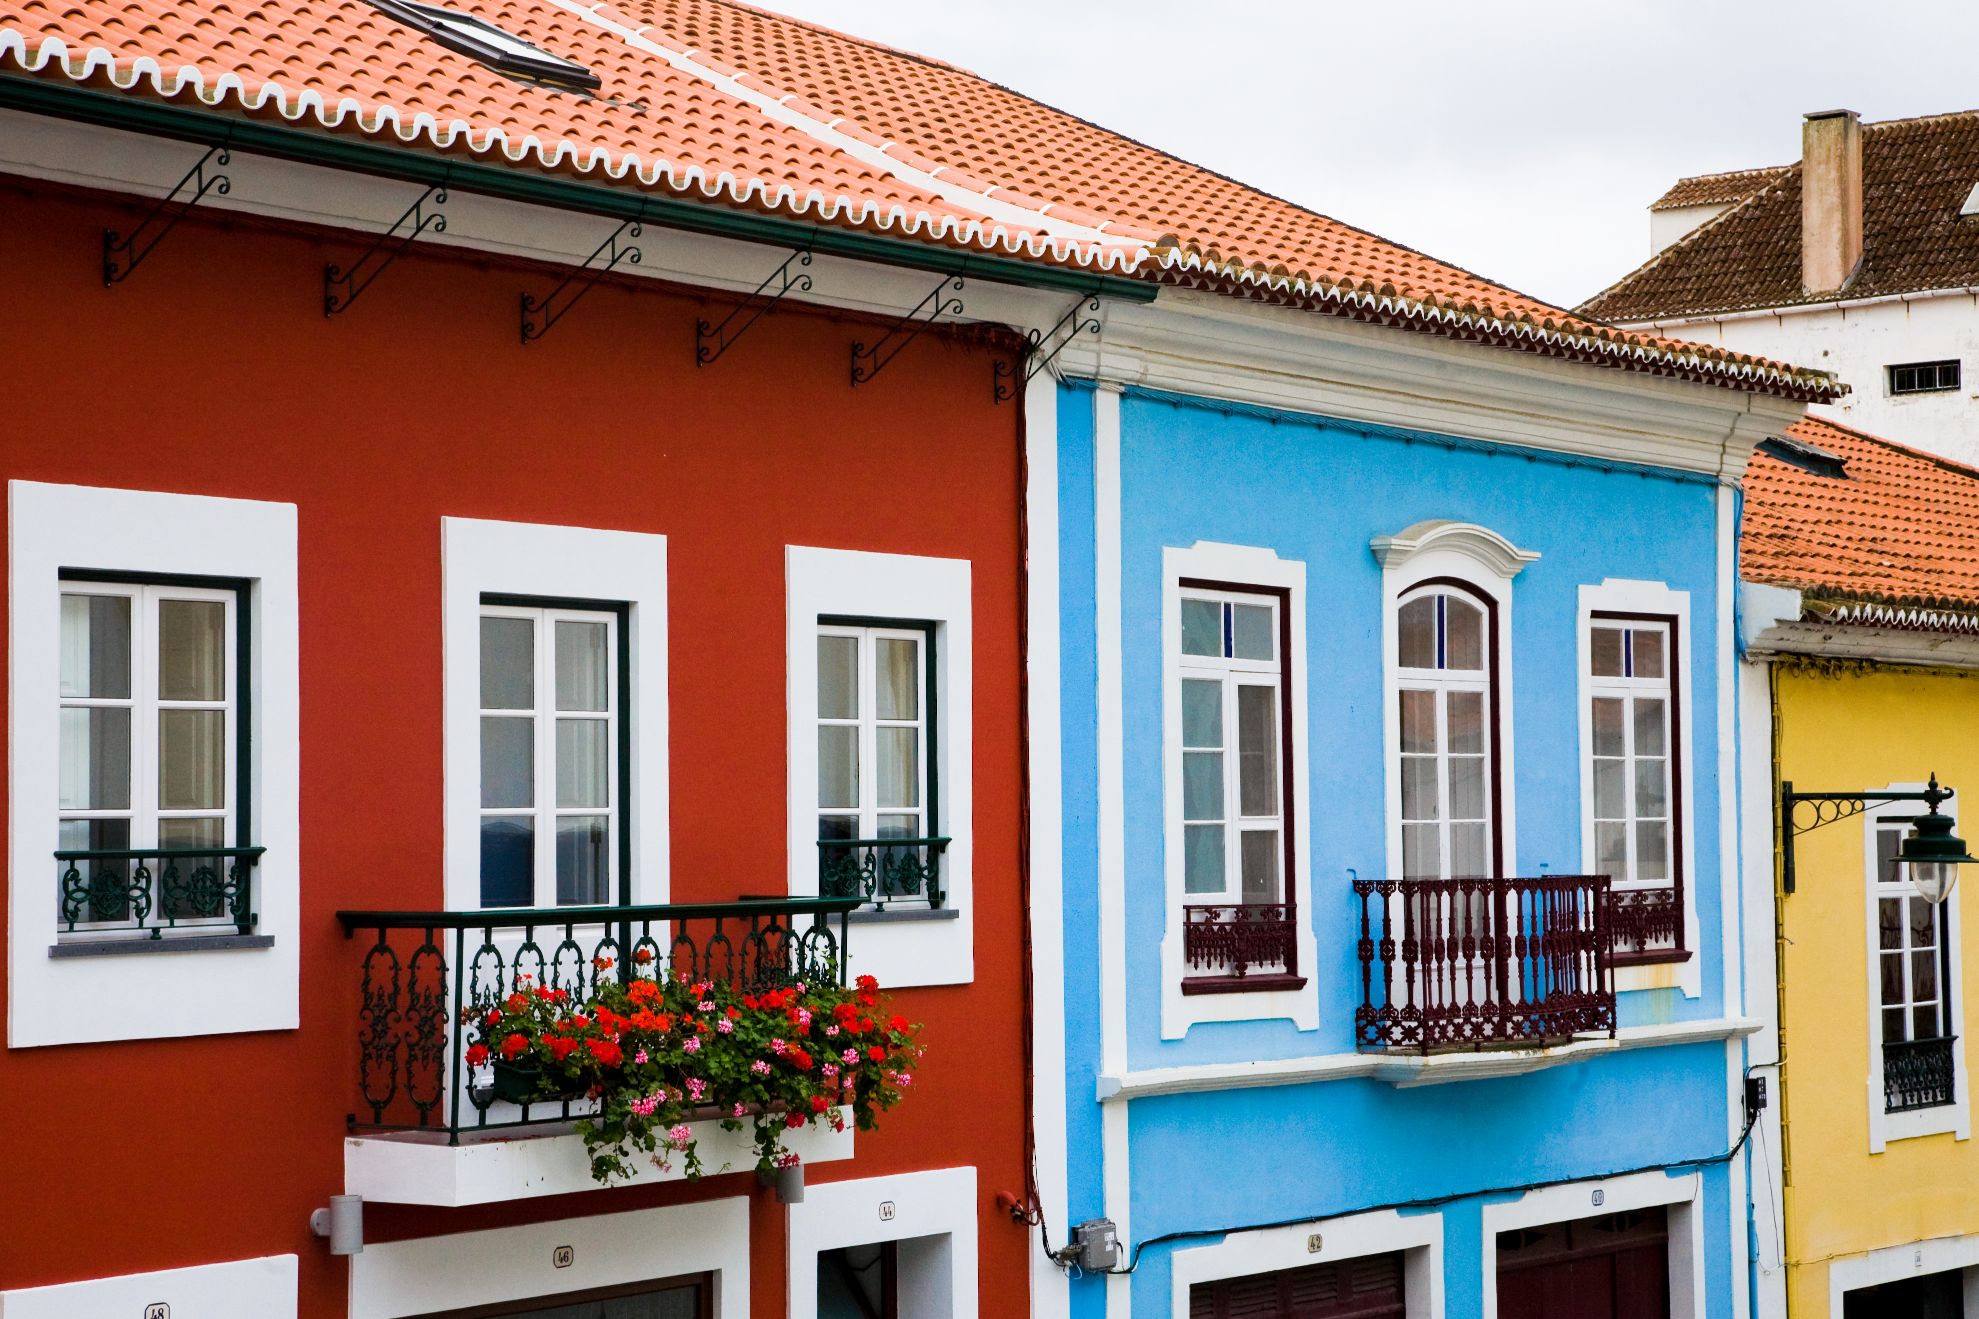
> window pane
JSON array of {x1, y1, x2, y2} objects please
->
[
  {"x1": 876, "y1": 813, "x2": 918, "y2": 839},
  {"x1": 555, "y1": 621, "x2": 608, "y2": 712},
  {"x1": 159, "y1": 818, "x2": 228, "y2": 920},
  {"x1": 1879, "y1": 897, "x2": 1904, "y2": 950},
  {"x1": 817, "y1": 725, "x2": 859, "y2": 810},
  {"x1": 877, "y1": 726, "x2": 918, "y2": 809},
  {"x1": 1595, "y1": 821, "x2": 1627, "y2": 877},
  {"x1": 1912, "y1": 949, "x2": 1939, "y2": 1003},
  {"x1": 480, "y1": 716, "x2": 534, "y2": 809},
  {"x1": 479, "y1": 816, "x2": 533, "y2": 907},
  {"x1": 1444, "y1": 598, "x2": 1484, "y2": 671},
  {"x1": 1591, "y1": 698, "x2": 1625, "y2": 757},
  {"x1": 158, "y1": 599, "x2": 226, "y2": 702},
  {"x1": 556, "y1": 816, "x2": 609, "y2": 905},
  {"x1": 1632, "y1": 630, "x2": 1666, "y2": 680},
  {"x1": 1230, "y1": 604, "x2": 1274, "y2": 661},
  {"x1": 1181, "y1": 599, "x2": 1222, "y2": 657},
  {"x1": 818, "y1": 814, "x2": 856, "y2": 842},
  {"x1": 1884, "y1": 1006, "x2": 1907, "y2": 1041},
  {"x1": 1590, "y1": 627, "x2": 1624, "y2": 678},
  {"x1": 1182, "y1": 678, "x2": 1223, "y2": 748},
  {"x1": 876, "y1": 637, "x2": 919, "y2": 720},
  {"x1": 1240, "y1": 830, "x2": 1280, "y2": 903},
  {"x1": 556, "y1": 718, "x2": 607, "y2": 808},
  {"x1": 1447, "y1": 691, "x2": 1484, "y2": 755},
  {"x1": 1449, "y1": 756, "x2": 1485, "y2": 820},
  {"x1": 817, "y1": 635, "x2": 858, "y2": 720},
  {"x1": 60, "y1": 593, "x2": 131, "y2": 699},
  {"x1": 1915, "y1": 1005, "x2": 1942, "y2": 1041},
  {"x1": 1632, "y1": 698, "x2": 1666, "y2": 756},
  {"x1": 1237, "y1": 685, "x2": 1278, "y2": 817},
  {"x1": 1635, "y1": 821, "x2": 1668, "y2": 882},
  {"x1": 1911, "y1": 899, "x2": 1937, "y2": 951},
  {"x1": 1183, "y1": 823, "x2": 1225, "y2": 893},
  {"x1": 1402, "y1": 823, "x2": 1440, "y2": 881},
  {"x1": 158, "y1": 708, "x2": 224, "y2": 810},
  {"x1": 1450, "y1": 822, "x2": 1488, "y2": 877},
  {"x1": 1183, "y1": 750, "x2": 1224, "y2": 821},
  {"x1": 1880, "y1": 951, "x2": 1904, "y2": 1005},
  {"x1": 1592, "y1": 758, "x2": 1625, "y2": 819},
  {"x1": 1400, "y1": 756, "x2": 1439, "y2": 821},
  {"x1": 58, "y1": 706, "x2": 131, "y2": 810},
  {"x1": 1399, "y1": 689, "x2": 1436, "y2": 754},
  {"x1": 480, "y1": 616, "x2": 534, "y2": 710},
  {"x1": 1397, "y1": 596, "x2": 1435, "y2": 668},
  {"x1": 159, "y1": 817, "x2": 225, "y2": 849},
  {"x1": 1634, "y1": 759, "x2": 1667, "y2": 818}
]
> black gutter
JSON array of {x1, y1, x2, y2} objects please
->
[{"x1": 0, "y1": 72, "x2": 1158, "y2": 303}]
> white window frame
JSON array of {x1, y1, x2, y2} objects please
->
[
  {"x1": 1584, "y1": 616, "x2": 1674, "y2": 887},
  {"x1": 9, "y1": 480, "x2": 299, "y2": 1047},
  {"x1": 442, "y1": 517, "x2": 666, "y2": 910},
  {"x1": 1865, "y1": 786, "x2": 1970, "y2": 1151},
  {"x1": 1158, "y1": 542, "x2": 1316, "y2": 1038},
  {"x1": 1480, "y1": 1169, "x2": 1705, "y2": 1319},
  {"x1": 476, "y1": 602, "x2": 621, "y2": 909},
  {"x1": 1577, "y1": 579, "x2": 1701, "y2": 998},
  {"x1": 58, "y1": 580, "x2": 242, "y2": 936},
  {"x1": 1374, "y1": 521, "x2": 1535, "y2": 887},
  {"x1": 814, "y1": 622, "x2": 933, "y2": 846},
  {"x1": 785, "y1": 546, "x2": 972, "y2": 989},
  {"x1": 1175, "y1": 585, "x2": 1287, "y2": 905},
  {"x1": 786, "y1": 1167, "x2": 978, "y2": 1319},
  {"x1": 1170, "y1": 1207, "x2": 1444, "y2": 1319}
]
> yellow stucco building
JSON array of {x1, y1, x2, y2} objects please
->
[{"x1": 1743, "y1": 418, "x2": 1979, "y2": 1318}]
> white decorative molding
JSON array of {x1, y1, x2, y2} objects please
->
[
  {"x1": 783, "y1": 545, "x2": 973, "y2": 989},
  {"x1": 785, "y1": 1167, "x2": 978, "y2": 1319},
  {"x1": 348, "y1": 1197, "x2": 752, "y2": 1319},
  {"x1": 1369, "y1": 520, "x2": 1540, "y2": 579},
  {"x1": 0, "y1": 1255, "x2": 297, "y2": 1319},
  {"x1": 1826, "y1": 1230, "x2": 1979, "y2": 1315},
  {"x1": 1170, "y1": 1208, "x2": 1443, "y2": 1319},
  {"x1": 1480, "y1": 1169, "x2": 1705, "y2": 1319},
  {"x1": 8, "y1": 480, "x2": 300, "y2": 1047},
  {"x1": 1096, "y1": 1016, "x2": 1762, "y2": 1101}
]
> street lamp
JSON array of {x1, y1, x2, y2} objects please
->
[{"x1": 1780, "y1": 773, "x2": 1978, "y2": 904}]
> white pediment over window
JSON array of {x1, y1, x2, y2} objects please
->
[{"x1": 1368, "y1": 520, "x2": 1539, "y2": 580}]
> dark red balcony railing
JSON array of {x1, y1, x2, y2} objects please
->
[
  {"x1": 1610, "y1": 886, "x2": 1685, "y2": 963},
  {"x1": 1182, "y1": 903, "x2": 1301, "y2": 991},
  {"x1": 1353, "y1": 875, "x2": 1615, "y2": 1052}
]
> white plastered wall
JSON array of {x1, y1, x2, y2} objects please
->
[
  {"x1": 785, "y1": 1166, "x2": 979, "y2": 1319},
  {"x1": 8, "y1": 480, "x2": 300, "y2": 1047},
  {"x1": 0, "y1": 1254, "x2": 297, "y2": 1318},
  {"x1": 347, "y1": 1197, "x2": 750, "y2": 1319},
  {"x1": 440, "y1": 516, "x2": 668, "y2": 910},
  {"x1": 784, "y1": 545, "x2": 973, "y2": 988}
]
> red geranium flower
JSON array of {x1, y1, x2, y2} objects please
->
[
  {"x1": 501, "y1": 1033, "x2": 529, "y2": 1060},
  {"x1": 855, "y1": 974, "x2": 879, "y2": 992},
  {"x1": 587, "y1": 1038, "x2": 623, "y2": 1067},
  {"x1": 784, "y1": 1112, "x2": 805, "y2": 1129},
  {"x1": 887, "y1": 1015, "x2": 909, "y2": 1034},
  {"x1": 465, "y1": 1042, "x2": 491, "y2": 1067},
  {"x1": 867, "y1": 1046, "x2": 886, "y2": 1062},
  {"x1": 791, "y1": 1049, "x2": 813, "y2": 1071},
  {"x1": 549, "y1": 1036, "x2": 578, "y2": 1062},
  {"x1": 633, "y1": 947, "x2": 655, "y2": 964},
  {"x1": 809, "y1": 1094, "x2": 829, "y2": 1113}
]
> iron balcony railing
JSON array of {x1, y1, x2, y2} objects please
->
[
  {"x1": 55, "y1": 846, "x2": 263, "y2": 938},
  {"x1": 1182, "y1": 903, "x2": 1299, "y2": 984},
  {"x1": 1885, "y1": 1036, "x2": 1958, "y2": 1113},
  {"x1": 335, "y1": 896, "x2": 860, "y2": 1143},
  {"x1": 1353, "y1": 874, "x2": 1616, "y2": 1053},
  {"x1": 1610, "y1": 886, "x2": 1685, "y2": 963},
  {"x1": 818, "y1": 836, "x2": 949, "y2": 910}
]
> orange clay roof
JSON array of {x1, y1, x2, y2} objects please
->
[
  {"x1": 0, "y1": 0, "x2": 1837, "y2": 399},
  {"x1": 1743, "y1": 415, "x2": 1979, "y2": 611}
]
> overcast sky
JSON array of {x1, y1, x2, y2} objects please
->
[{"x1": 759, "y1": 0, "x2": 1979, "y2": 310}]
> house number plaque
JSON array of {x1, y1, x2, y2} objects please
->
[
  {"x1": 1306, "y1": 1234, "x2": 1323, "y2": 1254},
  {"x1": 878, "y1": 1201, "x2": 896, "y2": 1221},
  {"x1": 553, "y1": 1246, "x2": 575, "y2": 1269},
  {"x1": 144, "y1": 1306, "x2": 171, "y2": 1319}
]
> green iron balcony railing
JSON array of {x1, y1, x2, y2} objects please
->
[
  {"x1": 55, "y1": 846, "x2": 263, "y2": 938},
  {"x1": 335, "y1": 896, "x2": 861, "y2": 1143},
  {"x1": 818, "y1": 836, "x2": 949, "y2": 910}
]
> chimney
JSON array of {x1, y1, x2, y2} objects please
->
[{"x1": 1801, "y1": 109, "x2": 1863, "y2": 296}]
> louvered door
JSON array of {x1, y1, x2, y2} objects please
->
[{"x1": 1189, "y1": 1251, "x2": 1405, "y2": 1319}]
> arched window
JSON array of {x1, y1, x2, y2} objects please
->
[{"x1": 1395, "y1": 582, "x2": 1496, "y2": 881}]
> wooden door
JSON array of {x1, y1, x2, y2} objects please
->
[
  {"x1": 1189, "y1": 1251, "x2": 1405, "y2": 1319},
  {"x1": 1497, "y1": 1206, "x2": 1668, "y2": 1319}
]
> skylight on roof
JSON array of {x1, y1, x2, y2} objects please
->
[
  {"x1": 369, "y1": 0, "x2": 599, "y2": 92},
  {"x1": 1758, "y1": 434, "x2": 1848, "y2": 480}
]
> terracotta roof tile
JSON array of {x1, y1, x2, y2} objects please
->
[
  {"x1": 1743, "y1": 414, "x2": 1979, "y2": 611},
  {"x1": 0, "y1": 0, "x2": 1839, "y2": 399},
  {"x1": 1649, "y1": 166, "x2": 1788, "y2": 212},
  {"x1": 1586, "y1": 110, "x2": 1979, "y2": 321}
]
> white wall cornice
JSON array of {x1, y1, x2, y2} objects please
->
[
  {"x1": 1060, "y1": 290, "x2": 1810, "y2": 481},
  {"x1": 1369, "y1": 520, "x2": 1539, "y2": 578}
]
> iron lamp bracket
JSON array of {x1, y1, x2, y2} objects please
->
[{"x1": 1780, "y1": 774, "x2": 1956, "y2": 893}]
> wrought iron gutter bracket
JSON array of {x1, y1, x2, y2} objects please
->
[
  {"x1": 520, "y1": 213, "x2": 644, "y2": 344},
  {"x1": 102, "y1": 140, "x2": 232, "y2": 285},
  {"x1": 324, "y1": 181, "x2": 448, "y2": 316},
  {"x1": 850, "y1": 274, "x2": 964, "y2": 387},
  {"x1": 696, "y1": 247, "x2": 813, "y2": 366},
  {"x1": 1779, "y1": 775, "x2": 1954, "y2": 893},
  {"x1": 995, "y1": 290, "x2": 1103, "y2": 403}
]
